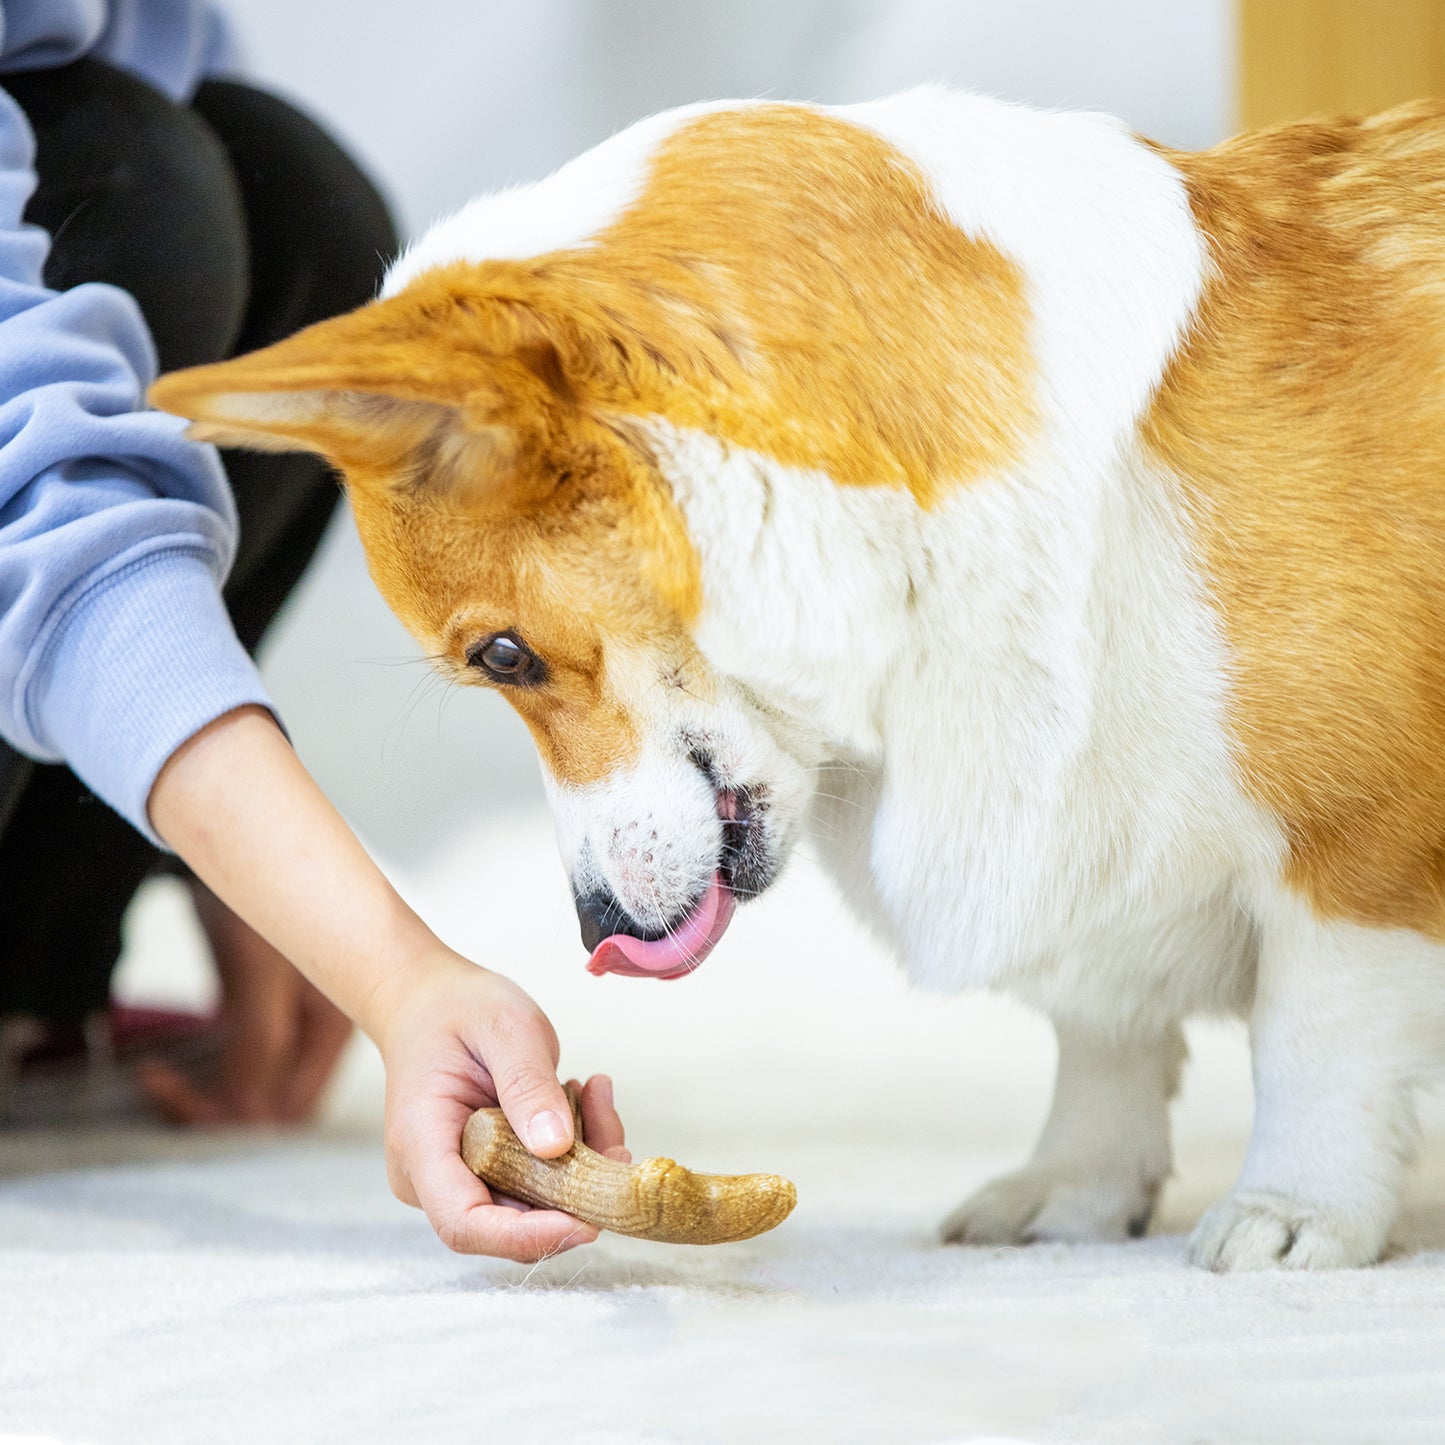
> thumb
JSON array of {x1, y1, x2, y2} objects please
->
[{"x1": 483, "y1": 1010, "x2": 574, "y2": 1159}]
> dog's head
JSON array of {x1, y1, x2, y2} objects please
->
[{"x1": 150, "y1": 103, "x2": 1032, "y2": 977}]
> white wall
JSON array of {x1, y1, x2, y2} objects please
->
[{"x1": 225, "y1": 0, "x2": 1235, "y2": 859}]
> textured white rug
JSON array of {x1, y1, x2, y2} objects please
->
[{"x1": 5, "y1": 812, "x2": 1445, "y2": 1444}]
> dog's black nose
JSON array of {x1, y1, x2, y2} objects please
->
[{"x1": 574, "y1": 887, "x2": 670, "y2": 952}]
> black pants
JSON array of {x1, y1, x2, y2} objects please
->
[{"x1": 0, "y1": 60, "x2": 398, "y2": 1021}]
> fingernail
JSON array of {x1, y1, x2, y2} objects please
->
[
  {"x1": 599, "y1": 1076, "x2": 614, "y2": 1107},
  {"x1": 528, "y1": 1110, "x2": 567, "y2": 1152}
]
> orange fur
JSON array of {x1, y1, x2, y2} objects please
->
[
  {"x1": 151, "y1": 279, "x2": 703, "y2": 787},
  {"x1": 1146, "y1": 102, "x2": 1445, "y2": 934},
  {"x1": 494, "y1": 106, "x2": 1036, "y2": 504},
  {"x1": 149, "y1": 105, "x2": 1033, "y2": 784},
  {"x1": 151, "y1": 95, "x2": 1445, "y2": 933}
]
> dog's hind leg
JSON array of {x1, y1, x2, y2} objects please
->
[
  {"x1": 1188, "y1": 894, "x2": 1441, "y2": 1272},
  {"x1": 942, "y1": 1019, "x2": 1185, "y2": 1245}
]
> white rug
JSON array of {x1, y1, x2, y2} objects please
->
[{"x1": 5, "y1": 812, "x2": 1445, "y2": 1445}]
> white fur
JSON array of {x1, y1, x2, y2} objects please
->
[
  {"x1": 846, "y1": 87, "x2": 1208, "y2": 452},
  {"x1": 1191, "y1": 892, "x2": 1445, "y2": 1270},
  {"x1": 384, "y1": 102, "x2": 745, "y2": 296},
  {"x1": 942, "y1": 1022, "x2": 1186, "y2": 1244},
  {"x1": 543, "y1": 738, "x2": 720, "y2": 928},
  {"x1": 400, "y1": 87, "x2": 1443, "y2": 1269},
  {"x1": 542, "y1": 641, "x2": 814, "y2": 934}
]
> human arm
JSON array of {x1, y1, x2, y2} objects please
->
[
  {"x1": 149, "y1": 704, "x2": 628, "y2": 1261},
  {"x1": 0, "y1": 32, "x2": 624, "y2": 1256},
  {"x1": 0, "y1": 74, "x2": 270, "y2": 833}
]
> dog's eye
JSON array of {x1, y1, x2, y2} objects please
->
[{"x1": 468, "y1": 631, "x2": 545, "y2": 685}]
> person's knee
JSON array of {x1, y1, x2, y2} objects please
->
[
  {"x1": 2, "y1": 59, "x2": 249, "y2": 370},
  {"x1": 192, "y1": 80, "x2": 400, "y2": 341}
]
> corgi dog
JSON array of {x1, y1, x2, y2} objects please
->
[{"x1": 152, "y1": 87, "x2": 1445, "y2": 1271}]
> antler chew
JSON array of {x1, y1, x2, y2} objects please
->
[{"x1": 460, "y1": 1107, "x2": 797, "y2": 1245}]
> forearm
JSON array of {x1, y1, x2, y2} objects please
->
[
  {"x1": 148, "y1": 704, "x2": 439, "y2": 1039},
  {"x1": 150, "y1": 707, "x2": 628, "y2": 1260}
]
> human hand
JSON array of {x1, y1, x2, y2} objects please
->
[
  {"x1": 370, "y1": 951, "x2": 629, "y2": 1261},
  {"x1": 146, "y1": 708, "x2": 625, "y2": 1258},
  {"x1": 138, "y1": 882, "x2": 354, "y2": 1124}
]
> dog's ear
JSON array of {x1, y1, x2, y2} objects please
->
[{"x1": 148, "y1": 279, "x2": 573, "y2": 482}]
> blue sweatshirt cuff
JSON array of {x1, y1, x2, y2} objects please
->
[{"x1": 29, "y1": 546, "x2": 274, "y2": 845}]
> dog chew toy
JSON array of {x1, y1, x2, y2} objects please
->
[{"x1": 460, "y1": 1096, "x2": 796, "y2": 1245}]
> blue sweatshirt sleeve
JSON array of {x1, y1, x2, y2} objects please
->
[
  {"x1": 0, "y1": 1, "x2": 241, "y2": 103},
  {"x1": 0, "y1": 79, "x2": 273, "y2": 842}
]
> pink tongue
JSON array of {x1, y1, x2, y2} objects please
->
[{"x1": 587, "y1": 871, "x2": 736, "y2": 981}]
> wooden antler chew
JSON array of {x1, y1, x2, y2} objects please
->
[{"x1": 460, "y1": 1106, "x2": 797, "y2": 1245}]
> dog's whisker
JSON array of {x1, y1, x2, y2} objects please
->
[
  {"x1": 362, "y1": 651, "x2": 453, "y2": 670},
  {"x1": 381, "y1": 670, "x2": 447, "y2": 761}
]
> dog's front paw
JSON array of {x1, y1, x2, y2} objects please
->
[
  {"x1": 1188, "y1": 1190, "x2": 1385, "y2": 1272},
  {"x1": 941, "y1": 1163, "x2": 1161, "y2": 1246}
]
